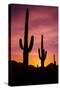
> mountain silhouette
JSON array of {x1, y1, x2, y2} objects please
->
[{"x1": 8, "y1": 60, "x2": 58, "y2": 86}]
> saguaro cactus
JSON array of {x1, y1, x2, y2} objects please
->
[
  {"x1": 38, "y1": 35, "x2": 47, "y2": 68},
  {"x1": 19, "y1": 8, "x2": 34, "y2": 65},
  {"x1": 53, "y1": 54, "x2": 56, "y2": 65}
]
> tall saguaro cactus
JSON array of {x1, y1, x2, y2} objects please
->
[
  {"x1": 19, "y1": 8, "x2": 34, "y2": 66},
  {"x1": 38, "y1": 35, "x2": 47, "y2": 68}
]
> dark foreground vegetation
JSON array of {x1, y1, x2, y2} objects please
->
[{"x1": 8, "y1": 60, "x2": 58, "y2": 86}]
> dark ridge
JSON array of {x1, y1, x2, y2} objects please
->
[{"x1": 8, "y1": 60, "x2": 58, "y2": 86}]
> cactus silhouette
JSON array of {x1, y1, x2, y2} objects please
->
[
  {"x1": 19, "y1": 8, "x2": 34, "y2": 65},
  {"x1": 38, "y1": 35, "x2": 47, "y2": 68},
  {"x1": 53, "y1": 54, "x2": 56, "y2": 65}
]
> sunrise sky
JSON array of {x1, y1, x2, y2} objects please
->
[{"x1": 10, "y1": 4, "x2": 58, "y2": 67}]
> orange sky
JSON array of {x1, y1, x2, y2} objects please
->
[{"x1": 10, "y1": 4, "x2": 58, "y2": 67}]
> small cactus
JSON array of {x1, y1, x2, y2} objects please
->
[
  {"x1": 19, "y1": 8, "x2": 34, "y2": 65},
  {"x1": 38, "y1": 35, "x2": 47, "y2": 68},
  {"x1": 53, "y1": 54, "x2": 56, "y2": 65}
]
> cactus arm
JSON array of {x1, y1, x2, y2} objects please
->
[
  {"x1": 44, "y1": 50, "x2": 47, "y2": 60},
  {"x1": 28, "y1": 36, "x2": 34, "y2": 52},
  {"x1": 38, "y1": 48, "x2": 40, "y2": 58},
  {"x1": 38, "y1": 48, "x2": 42, "y2": 60},
  {"x1": 19, "y1": 38, "x2": 24, "y2": 49},
  {"x1": 45, "y1": 51, "x2": 47, "y2": 58}
]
